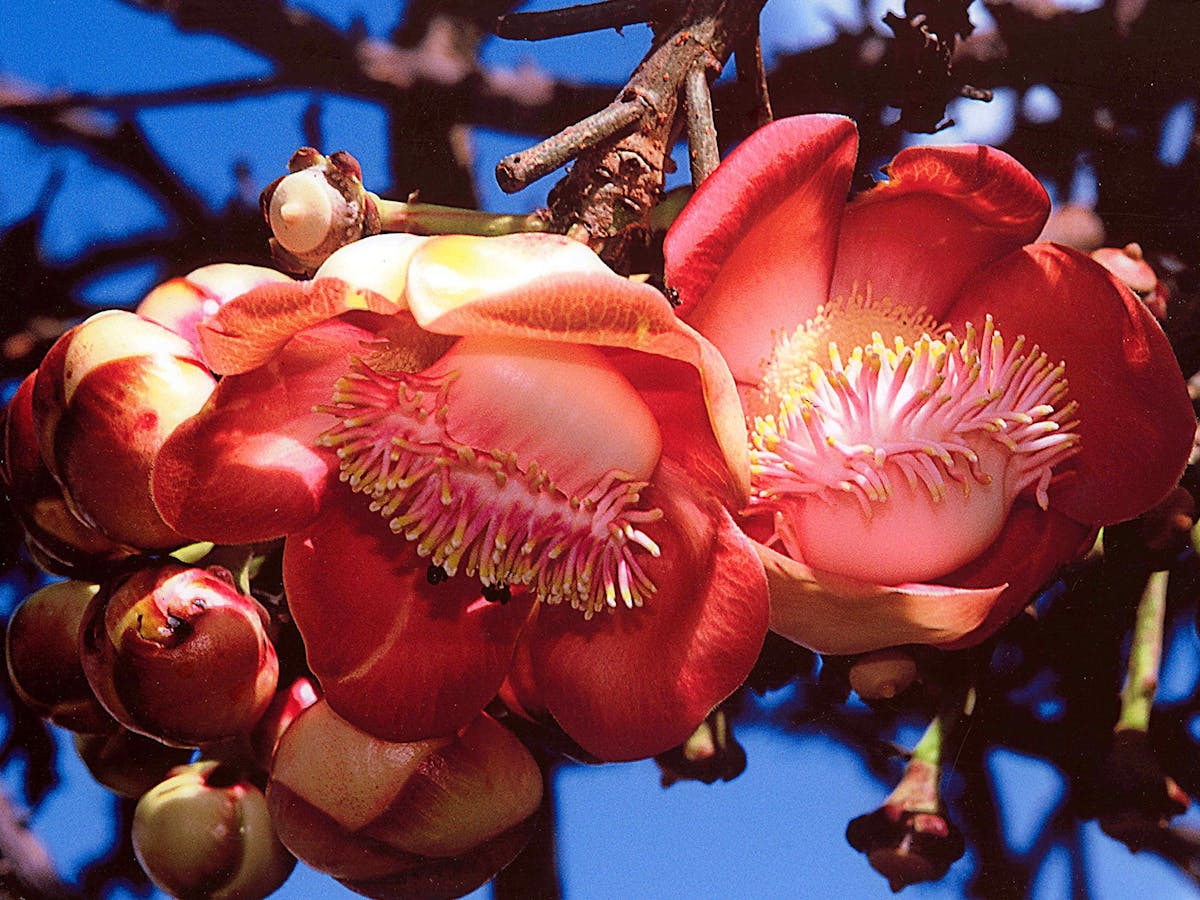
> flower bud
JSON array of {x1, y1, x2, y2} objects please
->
[
  {"x1": 846, "y1": 758, "x2": 965, "y2": 891},
  {"x1": 2, "y1": 373, "x2": 131, "y2": 577},
  {"x1": 1088, "y1": 729, "x2": 1191, "y2": 850},
  {"x1": 32, "y1": 310, "x2": 217, "y2": 548},
  {"x1": 261, "y1": 148, "x2": 380, "y2": 275},
  {"x1": 74, "y1": 727, "x2": 194, "y2": 798},
  {"x1": 1091, "y1": 243, "x2": 1168, "y2": 319},
  {"x1": 136, "y1": 264, "x2": 292, "y2": 353},
  {"x1": 267, "y1": 700, "x2": 542, "y2": 899},
  {"x1": 848, "y1": 648, "x2": 920, "y2": 701},
  {"x1": 80, "y1": 563, "x2": 279, "y2": 746},
  {"x1": 5, "y1": 580, "x2": 112, "y2": 732},
  {"x1": 655, "y1": 709, "x2": 746, "y2": 787},
  {"x1": 133, "y1": 760, "x2": 295, "y2": 899}
]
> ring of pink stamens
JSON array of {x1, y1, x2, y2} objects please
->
[
  {"x1": 751, "y1": 315, "x2": 1081, "y2": 517},
  {"x1": 316, "y1": 359, "x2": 663, "y2": 619}
]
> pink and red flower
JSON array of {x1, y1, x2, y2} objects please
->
[
  {"x1": 664, "y1": 114, "x2": 1194, "y2": 653},
  {"x1": 151, "y1": 232, "x2": 768, "y2": 761}
]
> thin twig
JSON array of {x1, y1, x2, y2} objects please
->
[
  {"x1": 495, "y1": 96, "x2": 646, "y2": 193},
  {"x1": 495, "y1": 0, "x2": 678, "y2": 41},
  {"x1": 684, "y1": 63, "x2": 719, "y2": 185}
]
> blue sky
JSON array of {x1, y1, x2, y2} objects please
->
[{"x1": 3, "y1": 1, "x2": 1200, "y2": 898}]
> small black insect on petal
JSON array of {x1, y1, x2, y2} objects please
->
[
  {"x1": 482, "y1": 583, "x2": 511, "y2": 605},
  {"x1": 426, "y1": 565, "x2": 449, "y2": 586}
]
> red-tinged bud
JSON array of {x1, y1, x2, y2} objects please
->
[
  {"x1": 250, "y1": 676, "x2": 320, "y2": 770},
  {"x1": 655, "y1": 709, "x2": 746, "y2": 787},
  {"x1": 5, "y1": 580, "x2": 112, "y2": 733},
  {"x1": 133, "y1": 760, "x2": 295, "y2": 899},
  {"x1": 32, "y1": 310, "x2": 217, "y2": 549},
  {"x1": 2, "y1": 374, "x2": 132, "y2": 577},
  {"x1": 136, "y1": 264, "x2": 292, "y2": 353},
  {"x1": 74, "y1": 727, "x2": 194, "y2": 798},
  {"x1": 1091, "y1": 243, "x2": 1168, "y2": 319},
  {"x1": 79, "y1": 563, "x2": 279, "y2": 746},
  {"x1": 846, "y1": 757, "x2": 965, "y2": 891},
  {"x1": 267, "y1": 701, "x2": 542, "y2": 899},
  {"x1": 1088, "y1": 729, "x2": 1192, "y2": 850}
]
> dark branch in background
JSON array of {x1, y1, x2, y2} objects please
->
[
  {"x1": 733, "y1": 23, "x2": 773, "y2": 133},
  {"x1": 882, "y1": 0, "x2": 990, "y2": 133},
  {"x1": 496, "y1": 0, "x2": 680, "y2": 40},
  {"x1": 496, "y1": 0, "x2": 767, "y2": 267}
]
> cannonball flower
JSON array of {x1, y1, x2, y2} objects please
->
[
  {"x1": 151, "y1": 231, "x2": 768, "y2": 762},
  {"x1": 663, "y1": 114, "x2": 1194, "y2": 653}
]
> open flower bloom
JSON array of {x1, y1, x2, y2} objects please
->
[
  {"x1": 663, "y1": 115, "x2": 1194, "y2": 654},
  {"x1": 151, "y1": 232, "x2": 767, "y2": 761}
]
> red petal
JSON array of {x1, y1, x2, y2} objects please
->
[
  {"x1": 607, "y1": 351, "x2": 744, "y2": 508},
  {"x1": 761, "y1": 543, "x2": 1007, "y2": 655},
  {"x1": 829, "y1": 143, "x2": 1049, "y2": 318},
  {"x1": 198, "y1": 277, "x2": 401, "y2": 374},
  {"x1": 284, "y1": 492, "x2": 532, "y2": 743},
  {"x1": 153, "y1": 319, "x2": 373, "y2": 543},
  {"x1": 947, "y1": 243, "x2": 1194, "y2": 525},
  {"x1": 664, "y1": 115, "x2": 858, "y2": 383},
  {"x1": 938, "y1": 500, "x2": 1093, "y2": 649},
  {"x1": 528, "y1": 460, "x2": 768, "y2": 761}
]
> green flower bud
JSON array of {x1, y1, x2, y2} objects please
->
[{"x1": 133, "y1": 760, "x2": 295, "y2": 899}]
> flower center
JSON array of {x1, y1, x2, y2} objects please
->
[
  {"x1": 316, "y1": 358, "x2": 663, "y2": 619},
  {"x1": 749, "y1": 292, "x2": 1080, "y2": 584}
]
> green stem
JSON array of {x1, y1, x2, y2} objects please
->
[
  {"x1": 1116, "y1": 569, "x2": 1169, "y2": 733},
  {"x1": 371, "y1": 194, "x2": 550, "y2": 236},
  {"x1": 910, "y1": 713, "x2": 945, "y2": 767}
]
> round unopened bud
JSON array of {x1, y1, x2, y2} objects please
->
[
  {"x1": 6, "y1": 580, "x2": 111, "y2": 732},
  {"x1": 74, "y1": 727, "x2": 194, "y2": 798},
  {"x1": 848, "y1": 648, "x2": 919, "y2": 701},
  {"x1": 32, "y1": 310, "x2": 217, "y2": 548},
  {"x1": 268, "y1": 701, "x2": 542, "y2": 898},
  {"x1": 1091, "y1": 243, "x2": 1167, "y2": 319},
  {"x1": 261, "y1": 148, "x2": 379, "y2": 275},
  {"x1": 80, "y1": 563, "x2": 279, "y2": 746},
  {"x1": 133, "y1": 760, "x2": 295, "y2": 899},
  {"x1": 1038, "y1": 203, "x2": 1105, "y2": 251},
  {"x1": 2, "y1": 373, "x2": 131, "y2": 577},
  {"x1": 137, "y1": 264, "x2": 292, "y2": 353}
]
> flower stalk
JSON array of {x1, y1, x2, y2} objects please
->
[
  {"x1": 371, "y1": 193, "x2": 550, "y2": 237},
  {"x1": 1116, "y1": 569, "x2": 1169, "y2": 734}
]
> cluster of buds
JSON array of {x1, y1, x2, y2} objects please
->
[{"x1": 1, "y1": 266, "x2": 546, "y2": 899}]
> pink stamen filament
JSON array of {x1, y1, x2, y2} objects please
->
[
  {"x1": 751, "y1": 315, "x2": 1081, "y2": 519},
  {"x1": 316, "y1": 359, "x2": 662, "y2": 620}
]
